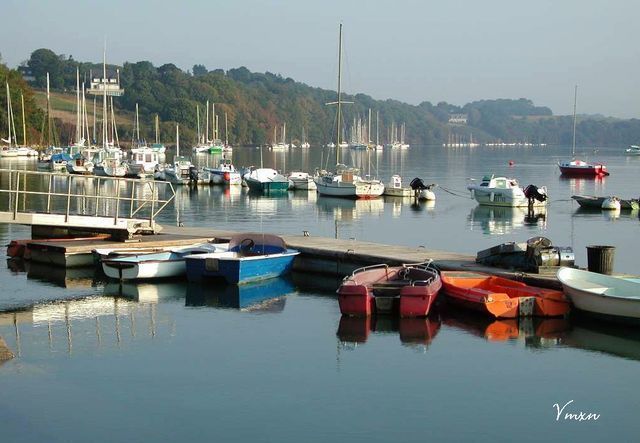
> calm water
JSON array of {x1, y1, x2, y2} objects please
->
[{"x1": 1, "y1": 145, "x2": 639, "y2": 442}]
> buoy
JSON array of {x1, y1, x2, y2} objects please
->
[
  {"x1": 601, "y1": 197, "x2": 621, "y2": 211},
  {"x1": 509, "y1": 160, "x2": 515, "y2": 166}
]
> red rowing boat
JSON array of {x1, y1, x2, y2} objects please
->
[{"x1": 338, "y1": 263, "x2": 442, "y2": 317}]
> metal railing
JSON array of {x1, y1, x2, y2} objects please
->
[{"x1": 0, "y1": 168, "x2": 175, "y2": 229}]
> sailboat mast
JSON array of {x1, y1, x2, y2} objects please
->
[
  {"x1": 225, "y1": 112, "x2": 228, "y2": 145},
  {"x1": 196, "y1": 105, "x2": 201, "y2": 143},
  {"x1": 93, "y1": 97, "x2": 96, "y2": 144},
  {"x1": 155, "y1": 114, "x2": 159, "y2": 144},
  {"x1": 336, "y1": 23, "x2": 343, "y2": 164},
  {"x1": 76, "y1": 68, "x2": 81, "y2": 143},
  {"x1": 205, "y1": 100, "x2": 209, "y2": 143},
  {"x1": 376, "y1": 111, "x2": 379, "y2": 146},
  {"x1": 176, "y1": 123, "x2": 180, "y2": 157},
  {"x1": 46, "y1": 73, "x2": 53, "y2": 146},
  {"x1": 135, "y1": 103, "x2": 140, "y2": 142},
  {"x1": 6, "y1": 83, "x2": 12, "y2": 147},
  {"x1": 571, "y1": 84, "x2": 577, "y2": 158},
  {"x1": 102, "y1": 45, "x2": 108, "y2": 149},
  {"x1": 21, "y1": 92, "x2": 26, "y2": 146}
]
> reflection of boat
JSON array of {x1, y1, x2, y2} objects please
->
[
  {"x1": 316, "y1": 195, "x2": 384, "y2": 221},
  {"x1": 27, "y1": 261, "x2": 98, "y2": 289},
  {"x1": 103, "y1": 281, "x2": 187, "y2": 303},
  {"x1": 571, "y1": 195, "x2": 639, "y2": 210},
  {"x1": 338, "y1": 263, "x2": 441, "y2": 317},
  {"x1": 102, "y1": 243, "x2": 224, "y2": 280},
  {"x1": 336, "y1": 315, "x2": 440, "y2": 346},
  {"x1": 557, "y1": 267, "x2": 640, "y2": 321},
  {"x1": 441, "y1": 307, "x2": 570, "y2": 343},
  {"x1": 440, "y1": 271, "x2": 570, "y2": 318},
  {"x1": 467, "y1": 175, "x2": 547, "y2": 207},
  {"x1": 185, "y1": 277, "x2": 293, "y2": 311},
  {"x1": 185, "y1": 233, "x2": 299, "y2": 284},
  {"x1": 468, "y1": 205, "x2": 547, "y2": 235},
  {"x1": 563, "y1": 317, "x2": 640, "y2": 361}
]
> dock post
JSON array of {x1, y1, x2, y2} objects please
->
[
  {"x1": 114, "y1": 178, "x2": 121, "y2": 225},
  {"x1": 46, "y1": 173, "x2": 52, "y2": 213},
  {"x1": 65, "y1": 175, "x2": 72, "y2": 223},
  {"x1": 12, "y1": 171, "x2": 20, "y2": 220}
]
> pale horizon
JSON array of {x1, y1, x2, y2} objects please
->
[{"x1": 2, "y1": 0, "x2": 638, "y2": 119}]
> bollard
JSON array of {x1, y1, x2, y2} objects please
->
[{"x1": 586, "y1": 245, "x2": 615, "y2": 275}]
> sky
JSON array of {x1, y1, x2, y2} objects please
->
[{"x1": 2, "y1": 0, "x2": 639, "y2": 118}]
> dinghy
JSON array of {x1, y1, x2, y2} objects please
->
[
  {"x1": 440, "y1": 271, "x2": 570, "y2": 318},
  {"x1": 338, "y1": 262, "x2": 442, "y2": 317},
  {"x1": 101, "y1": 243, "x2": 226, "y2": 280},
  {"x1": 557, "y1": 267, "x2": 640, "y2": 321},
  {"x1": 185, "y1": 233, "x2": 299, "y2": 284}
]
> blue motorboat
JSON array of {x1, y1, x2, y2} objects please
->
[{"x1": 185, "y1": 233, "x2": 299, "y2": 284}]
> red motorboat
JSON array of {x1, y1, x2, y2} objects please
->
[
  {"x1": 338, "y1": 263, "x2": 442, "y2": 317},
  {"x1": 558, "y1": 159, "x2": 609, "y2": 177}
]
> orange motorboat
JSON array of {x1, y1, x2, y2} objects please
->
[{"x1": 440, "y1": 271, "x2": 570, "y2": 318}]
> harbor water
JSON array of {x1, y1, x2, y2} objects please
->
[{"x1": 0, "y1": 145, "x2": 639, "y2": 441}]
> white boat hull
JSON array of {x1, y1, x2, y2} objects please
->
[
  {"x1": 103, "y1": 259, "x2": 187, "y2": 280},
  {"x1": 557, "y1": 267, "x2": 640, "y2": 319}
]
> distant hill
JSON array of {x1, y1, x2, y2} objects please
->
[{"x1": 10, "y1": 48, "x2": 640, "y2": 147}]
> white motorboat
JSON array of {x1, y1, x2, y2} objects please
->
[
  {"x1": 557, "y1": 267, "x2": 640, "y2": 320},
  {"x1": 163, "y1": 156, "x2": 194, "y2": 185},
  {"x1": 288, "y1": 171, "x2": 317, "y2": 190},
  {"x1": 467, "y1": 175, "x2": 547, "y2": 207},
  {"x1": 205, "y1": 158, "x2": 242, "y2": 185},
  {"x1": 244, "y1": 168, "x2": 290, "y2": 192},
  {"x1": 625, "y1": 145, "x2": 640, "y2": 155},
  {"x1": 383, "y1": 175, "x2": 412, "y2": 197}
]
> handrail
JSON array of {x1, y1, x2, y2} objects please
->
[{"x1": 0, "y1": 169, "x2": 175, "y2": 229}]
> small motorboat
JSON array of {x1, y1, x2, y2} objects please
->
[
  {"x1": 557, "y1": 267, "x2": 640, "y2": 321},
  {"x1": 572, "y1": 195, "x2": 639, "y2": 211},
  {"x1": 288, "y1": 171, "x2": 317, "y2": 190},
  {"x1": 101, "y1": 242, "x2": 226, "y2": 280},
  {"x1": 383, "y1": 175, "x2": 413, "y2": 197},
  {"x1": 184, "y1": 233, "x2": 299, "y2": 284},
  {"x1": 243, "y1": 168, "x2": 290, "y2": 192},
  {"x1": 205, "y1": 159, "x2": 242, "y2": 185},
  {"x1": 625, "y1": 145, "x2": 640, "y2": 155},
  {"x1": 558, "y1": 159, "x2": 609, "y2": 177},
  {"x1": 338, "y1": 262, "x2": 442, "y2": 317},
  {"x1": 467, "y1": 175, "x2": 547, "y2": 207},
  {"x1": 440, "y1": 271, "x2": 570, "y2": 318}
]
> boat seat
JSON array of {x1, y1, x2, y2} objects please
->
[{"x1": 564, "y1": 279, "x2": 608, "y2": 294}]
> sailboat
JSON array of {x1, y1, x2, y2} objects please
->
[
  {"x1": 128, "y1": 103, "x2": 159, "y2": 177},
  {"x1": 314, "y1": 24, "x2": 385, "y2": 199},
  {"x1": 151, "y1": 114, "x2": 167, "y2": 157},
  {"x1": 92, "y1": 66, "x2": 126, "y2": 178},
  {"x1": 208, "y1": 102, "x2": 224, "y2": 153},
  {"x1": 163, "y1": 123, "x2": 195, "y2": 185},
  {"x1": 558, "y1": 85, "x2": 609, "y2": 177},
  {"x1": 300, "y1": 127, "x2": 310, "y2": 148},
  {"x1": 1, "y1": 82, "x2": 19, "y2": 157}
]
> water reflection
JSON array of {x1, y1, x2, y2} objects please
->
[
  {"x1": 468, "y1": 205, "x2": 547, "y2": 235},
  {"x1": 441, "y1": 308, "x2": 568, "y2": 346},
  {"x1": 563, "y1": 316, "x2": 640, "y2": 361},
  {"x1": 316, "y1": 196, "x2": 384, "y2": 222},
  {"x1": 185, "y1": 277, "x2": 294, "y2": 312},
  {"x1": 103, "y1": 281, "x2": 187, "y2": 303},
  {"x1": 336, "y1": 315, "x2": 441, "y2": 349}
]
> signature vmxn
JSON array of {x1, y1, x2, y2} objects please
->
[{"x1": 553, "y1": 400, "x2": 601, "y2": 422}]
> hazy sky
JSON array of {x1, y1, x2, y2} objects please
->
[{"x1": 2, "y1": 0, "x2": 639, "y2": 118}]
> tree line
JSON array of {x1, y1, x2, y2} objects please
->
[{"x1": 7, "y1": 48, "x2": 640, "y2": 147}]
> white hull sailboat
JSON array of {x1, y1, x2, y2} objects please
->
[{"x1": 315, "y1": 25, "x2": 384, "y2": 199}]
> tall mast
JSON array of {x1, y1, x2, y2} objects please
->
[
  {"x1": 21, "y1": 92, "x2": 27, "y2": 146},
  {"x1": 6, "y1": 83, "x2": 12, "y2": 147},
  {"x1": 46, "y1": 73, "x2": 53, "y2": 146},
  {"x1": 368, "y1": 108, "x2": 372, "y2": 145},
  {"x1": 196, "y1": 104, "x2": 201, "y2": 143},
  {"x1": 225, "y1": 112, "x2": 228, "y2": 145},
  {"x1": 571, "y1": 84, "x2": 577, "y2": 158},
  {"x1": 336, "y1": 23, "x2": 343, "y2": 164},
  {"x1": 102, "y1": 43, "x2": 108, "y2": 150},
  {"x1": 93, "y1": 97, "x2": 96, "y2": 144},
  {"x1": 135, "y1": 103, "x2": 140, "y2": 142},
  {"x1": 212, "y1": 102, "x2": 216, "y2": 139},
  {"x1": 205, "y1": 100, "x2": 209, "y2": 143},
  {"x1": 176, "y1": 123, "x2": 180, "y2": 157},
  {"x1": 155, "y1": 114, "x2": 159, "y2": 144},
  {"x1": 76, "y1": 67, "x2": 81, "y2": 143},
  {"x1": 376, "y1": 111, "x2": 379, "y2": 146}
]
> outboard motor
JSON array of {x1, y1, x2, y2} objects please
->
[
  {"x1": 523, "y1": 184, "x2": 548, "y2": 203},
  {"x1": 410, "y1": 177, "x2": 428, "y2": 190},
  {"x1": 189, "y1": 166, "x2": 199, "y2": 184}
]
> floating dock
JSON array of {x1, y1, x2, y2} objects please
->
[{"x1": 19, "y1": 225, "x2": 562, "y2": 289}]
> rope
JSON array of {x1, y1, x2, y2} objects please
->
[{"x1": 438, "y1": 186, "x2": 473, "y2": 199}]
